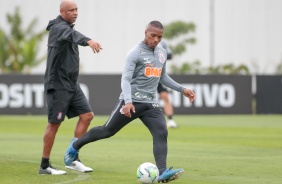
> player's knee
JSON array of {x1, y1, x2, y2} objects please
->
[
  {"x1": 160, "y1": 126, "x2": 168, "y2": 137},
  {"x1": 160, "y1": 93, "x2": 169, "y2": 103},
  {"x1": 103, "y1": 127, "x2": 117, "y2": 138},
  {"x1": 87, "y1": 112, "x2": 94, "y2": 122},
  {"x1": 80, "y1": 112, "x2": 94, "y2": 124}
]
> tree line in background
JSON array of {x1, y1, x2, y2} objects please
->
[
  {"x1": 163, "y1": 21, "x2": 282, "y2": 75},
  {"x1": 0, "y1": 7, "x2": 281, "y2": 75},
  {"x1": 0, "y1": 7, "x2": 47, "y2": 74}
]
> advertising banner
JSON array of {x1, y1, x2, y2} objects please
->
[
  {"x1": 166, "y1": 75, "x2": 252, "y2": 114},
  {"x1": 0, "y1": 74, "x2": 252, "y2": 115},
  {"x1": 256, "y1": 75, "x2": 282, "y2": 114}
]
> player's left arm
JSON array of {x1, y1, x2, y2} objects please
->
[
  {"x1": 160, "y1": 63, "x2": 195, "y2": 103},
  {"x1": 159, "y1": 62, "x2": 183, "y2": 92},
  {"x1": 183, "y1": 88, "x2": 195, "y2": 103}
]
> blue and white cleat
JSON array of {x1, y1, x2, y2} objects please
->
[
  {"x1": 158, "y1": 167, "x2": 184, "y2": 183},
  {"x1": 64, "y1": 138, "x2": 79, "y2": 166}
]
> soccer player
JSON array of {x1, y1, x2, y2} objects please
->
[
  {"x1": 64, "y1": 20, "x2": 195, "y2": 182},
  {"x1": 157, "y1": 83, "x2": 178, "y2": 128},
  {"x1": 39, "y1": 0, "x2": 102, "y2": 175},
  {"x1": 157, "y1": 39, "x2": 178, "y2": 128}
]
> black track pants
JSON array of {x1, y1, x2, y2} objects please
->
[{"x1": 74, "y1": 100, "x2": 168, "y2": 173}]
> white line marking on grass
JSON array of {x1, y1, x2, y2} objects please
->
[
  {"x1": 55, "y1": 175, "x2": 90, "y2": 184},
  {"x1": 6, "y1": 158, "x2": 90, "y2": 184}
]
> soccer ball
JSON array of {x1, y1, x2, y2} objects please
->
[{"x1": 137, "y1": 162, "x2": 159, "y2": 184}]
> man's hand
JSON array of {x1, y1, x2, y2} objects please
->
[
  {"x1": 122, "y1": 103, "x2": 136, "y2": 118},
  {"x1": 183, "y1": 88, "x2": 195, "y2": 103},
  {"x1": 87, "y1": 40, "x2": 102, "y2": 53}
]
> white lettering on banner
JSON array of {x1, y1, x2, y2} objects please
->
[
  {"x1": 25, "y1": 84, "x2": 32, "y2": 107},
  {"x1": 0, "y1": 84, "x2": 9, "y2": 107},
  {"x1": 32, "y1": 84, "x2": 45, "y2": 107},
  {"x1": 0, "y1": 83, "x2": 90, "y2": 108},
  {"x1": 158, "y1": 83, "x2": 236, "y2": 108},
  {"x1": 10, "y1": 84, "x2": 24, "y2": 108},
  {"x1": 218, "y1": 84, "x2": 235, "y2": 107}
]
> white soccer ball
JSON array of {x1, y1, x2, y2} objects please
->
[{"x1": 137, "y1": 162, "x2": 159, "y2": 184}]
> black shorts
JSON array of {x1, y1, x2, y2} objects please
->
[
  {"x1": 46, "y1": 86, "x2": 92, "y2": 123},
  {"x1": 103, "y1": 100, "x2": 167, "y2": 134},
  {"x1": 157, "y1": 83, "x2": 168, "y2": 93}
]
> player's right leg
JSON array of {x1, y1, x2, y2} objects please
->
[
  {"x1": 64, "y1": 86, "x2": 94, "y2": 172},
  {"x1": 39, "y1": 122, "x2": 66, "y2": 175},
  {"x1": 39, "y1": 89, "x2": 72, "y2": 175},
  {"x1": 64, "y1": 100, "x2": 140, "y2": 165}
]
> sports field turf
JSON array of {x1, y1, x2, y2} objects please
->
[{"x1": 0, "y1": 115, "x2": 281, "y2": 184}]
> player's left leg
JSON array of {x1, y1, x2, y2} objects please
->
[
  {"x1": 158, "y1": 84, "x2": 177, "y2": 128},
  {"x1": 64, "y1": 100, "x2": 146, "y2": 166},
  {"x1": 65, "y1": 86, "x2": 94, "y2": 172},
  {"x1": 140, "y1": 104, "x2": 168, "y2": 173},
  {"x1": 65, "y1": 112, "x2": 94, "y2": 172},
  {"x1": 39, "y1": 89, "x2": 71, "y2": 175},
  {"x1": 140, "y1": 104, "x2": 184, "y2": 183}
]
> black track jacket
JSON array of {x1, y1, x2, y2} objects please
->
[{"x1": 44, "y1": 15, "x2": 91, "y2": 93}]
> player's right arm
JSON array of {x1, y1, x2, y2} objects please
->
[
  {"x1": 122, "y1": 103, "x2": 135, "y2": 118},
  {"x1": 87, "y1": 40, "x2": 102, "y2": 53},
  {"x1": 121, "y1": 48, "x2": 138, "y2": 104},
  {"x1": 121, "y1": 48, "x2": 138, "y2": 117},
  {"x1": 56, "y1": 23, "x2": 96, "y2": 48}
]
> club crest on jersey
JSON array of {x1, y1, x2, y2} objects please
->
[
  {"x1": 57, "y1": 112, "x2": 63, "y2": 120},
  {"x1": 158, "y1": 52, "x2": 165, "y2": 63}
]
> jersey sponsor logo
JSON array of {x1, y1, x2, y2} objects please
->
[
  {"x1": 158, "y1": 52, "x2": 165, "y2": 63},
  {"x1": 144, "y1": 67, "x2": 162, "y2": 77},
  {"x1": 135, "y1": 92, "x2": 153, "y2": 100}
]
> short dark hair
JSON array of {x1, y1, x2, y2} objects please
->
[{"x1": 148, "y1": 20, "x2": 163, "y2": 29}]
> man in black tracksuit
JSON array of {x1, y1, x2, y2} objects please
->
[{"x1": 39, "y1": 0, "x2": 102, "y2": 175}]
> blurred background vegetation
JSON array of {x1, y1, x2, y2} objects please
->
[
  {"x1": 163, "y1": 21, "x2": 282, "y2": 75},
  {"x1": 163, "y1": 21, "x2": 250, "y2": 75},
  {"x1": 0, "y1": 7, "x2": 281, "y2": 75},
  {"x1": 0, "y1": 7, "x2": 47, "y2": 74}
]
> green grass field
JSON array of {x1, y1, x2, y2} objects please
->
[{"x1": 0, "y1": 115, "x2": 281, "y2": 184}]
